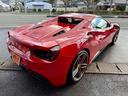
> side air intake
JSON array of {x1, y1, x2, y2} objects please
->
[
  {"x1": 31, "y1": 26, "x2": 43, "y2": 30},
  {"x1": 53, "y1": 30, "x2": 65, "y2": 37}
]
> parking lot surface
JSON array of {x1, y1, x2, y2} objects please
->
[{"x1": 0, "y1": 71, "x2": 128, "y2": 96}]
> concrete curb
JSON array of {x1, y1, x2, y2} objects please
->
[
  {"x1": 1, "y1": 59, "x2": 128, "y2": 75},
  {"x1": 0, "y1": 68, "x2": 22, "y2": 71},
  {"x1": 86, "y1": 63, "x2": 128, "y2": 75},
  {"x1": 0, "y1": 59, "x2": 22, "y2": 71}
]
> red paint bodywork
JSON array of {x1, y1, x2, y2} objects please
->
[{"x1": 7, "y1": 13, "x2": 120, "y2": 86}]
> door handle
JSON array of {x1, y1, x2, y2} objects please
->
[
  {"x1": 99, "y1": 38, "x2": 103, "y2": 40},
  {"x1": 98, "y1": 35, "x2": 105, "y2": 41}
]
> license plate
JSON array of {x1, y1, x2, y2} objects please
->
[{"x1": 12, "y1": 52, "x2": 20, "y2": 65}]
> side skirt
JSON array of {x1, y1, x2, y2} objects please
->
[{"x1": 90, "y1": 47, "x2": 106, "y2": 63}]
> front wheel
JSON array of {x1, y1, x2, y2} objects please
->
[
  {"x1": 111, "y1": 31, "x2": 119, "y2": 45},
  {"x1": 67, "y1": 50, "x2": 89, "y2": 84}
]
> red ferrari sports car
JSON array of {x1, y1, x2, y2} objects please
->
[{"x1": 7, "y1": 13, "x2": 120, "y2": 86}]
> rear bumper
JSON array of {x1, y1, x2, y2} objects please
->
[{"x1": 7, "y1": 39, "x2": 74, "y2": 87}]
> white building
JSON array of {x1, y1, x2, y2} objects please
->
[
  {"x1": 1, "y1": 0, "x2": 24, "y2": 4},
  {"x1": 56, "y1": 0, "x2": 64, "y2": 7},
  {"x1": 25, "y1": 1, "x2": 52, "y2": 12}
]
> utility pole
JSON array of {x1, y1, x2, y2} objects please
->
[
  {"x1": 110, "y1": 0, "x2": 113, "y2": 14},
  {"x1": 126, "y1": 0, "x2": 128, "y2": 11},
  {"x1": 126, "y1": 0, "x2": 128, "y2": 6}
]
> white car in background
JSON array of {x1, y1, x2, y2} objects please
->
[
  {"x1": 25, "y1": 1, "x2": 52, "y2": 12},
  {"x1": 0, "y1": 1, "x2": 10, "y2": 12}
]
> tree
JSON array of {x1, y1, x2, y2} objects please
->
[
  {"x1": 82, "y1": 0, "x2": 99, "y2": 11},
  {"x1": 61, "y1": 0, "x2": 71, "y2": 12},
  {"x1": 92, "y1": 0, "x2": 99, "y2": 12},
  {"x1": 82, "y1": 0, "x2": 91, "y2": 9},
  {"x1": 48, "y1": 0, "x2": 56, "y2": 5}
]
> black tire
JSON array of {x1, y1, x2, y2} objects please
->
[
  {"x1": 67, "y1": 50, "x2": 89, "y2": 85},
  {"x1": 111, "y1": 31, "x2": 119, "y2": 45}
]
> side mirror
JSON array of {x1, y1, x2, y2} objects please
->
[
  {"x1": 110, "y1": 22, "x2": 120, "y2": 29},
  {"x1": 87, "y1": 31, "x2": 98, "y2": 36},
  {"x1": 87, "y1": 32, "x2": 97, "y2": 39}
]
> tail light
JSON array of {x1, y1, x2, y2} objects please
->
[{"x1": 33, "y1": 46, "x2": 60, "y2": 61}]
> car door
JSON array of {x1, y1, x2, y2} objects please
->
[{"x1": 91, "y1": 17, "x2": 113, "y2": 50}]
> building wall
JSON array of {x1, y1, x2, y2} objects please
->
[
  {"x1": 1, "y1": 0, "x2": 48, "y2": 5},
  {"x1": 100, "y1": 0, "x2": 127, "y2": 4},
  {"x1": 24, "y1": 0, "x2": 48, "y2": 3},
  {"x1": 1, "y1": 0, "x2": 24, "y2": 4},
  {"x1": 113, "y1": 0, "x2": 127, "y2": 3},
  {"x1": 1, "y1": 0, "x2": 10, "y2": 4}
]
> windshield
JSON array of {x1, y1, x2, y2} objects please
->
[{"x1": 91, "y1": 17, "x2": 108, "y2": 29}]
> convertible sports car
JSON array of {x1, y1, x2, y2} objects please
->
[{"x1": 7, "y1": 13, "x2": 120, "y2": 86}]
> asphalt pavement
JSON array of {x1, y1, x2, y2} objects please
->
[
  {"x1": 0, "y1": 13, "x2": 128, "y2": 29},
  {"x1": 0, "y1": 13, "x2": 48, "y2": 27},
  {"x1": 0, "y1": 13, "x2": 128, "y2": 96},
  {"x1": 0, "y1": 71, "x2": 128, "y2": 96},
  {"x1": 0, "y1": 28, "x2": 10, "y2": 63}
]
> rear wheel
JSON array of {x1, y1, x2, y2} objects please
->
[{"x1": 67, "y1": 50, "x2": 89, "y2": 84}]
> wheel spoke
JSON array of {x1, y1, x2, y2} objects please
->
[
  {"x1": 73, "y1": 66, "x2": 79, "y2": 77},
  {"x1": 80, "y1": 63, "x2": 87, "y2": 69},
  {"x1": 77, "y1": 58, "x2": 81, "y2": 64}
]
